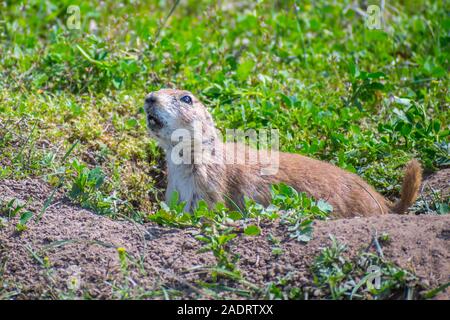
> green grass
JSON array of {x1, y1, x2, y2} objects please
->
[
  {"x1": 310, "y1": 235, "x2": 419, "y2": 300},
  {"x1": 0, "y1": 0, "x2": 448, "y2": 299},
  {"x1": 1, "y1": 0, "x2": 448, "y2": 218},
  {"x1": 0, "y1": 198, "x2": 34, "y2": 232}
]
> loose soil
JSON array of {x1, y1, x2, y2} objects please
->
[{"x1": 0, "y1": 170, "x2": 448, "y2": 300}]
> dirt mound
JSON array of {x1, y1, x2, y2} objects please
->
[
  {"x1": 422, "y1": 169, "x2": 449, "y2": 197},
  {"x1": 0, "y1": 172, "x2": 449, "y2": 300}
]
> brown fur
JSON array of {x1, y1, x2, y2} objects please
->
[
  {"x1": 144, "y1": 89, "x2": 423, "y2": 218},
  {"x1": 223, "y1": 152, "x2": 422, "y2": 218},
  {"x1": 391, "y1": 159, "x2": 422, "y2": 214}
]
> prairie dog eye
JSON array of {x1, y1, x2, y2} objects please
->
[{"x1": 180, "y1": 95, "x2": 192, "y2": 105}]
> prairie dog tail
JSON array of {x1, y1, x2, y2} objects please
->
[{"x1": 392, "y1": 159, "x2": 422, "y2": 214}]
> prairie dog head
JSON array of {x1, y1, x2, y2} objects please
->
[{"x1": 144, "y1": 89, "x2": 216, "y2": 147}]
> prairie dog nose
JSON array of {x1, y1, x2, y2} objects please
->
[{"x1": 145, "y1": 93, "x2": 157, "y2": 105}]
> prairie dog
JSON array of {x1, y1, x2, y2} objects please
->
[{"x1": 144, "y1": 89, "x2": 422, "y2": 218}]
